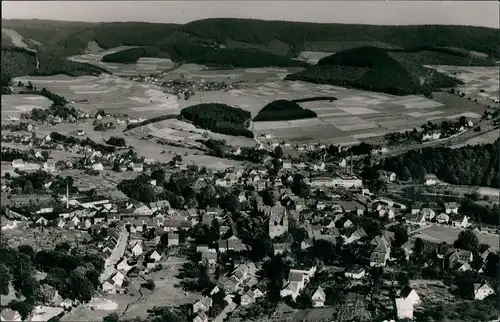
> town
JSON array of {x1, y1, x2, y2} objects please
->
[{"x1": 1, "y1": 2, "x2": 499, "y2": 322}]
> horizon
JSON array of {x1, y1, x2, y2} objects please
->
[{"x1": 2, "y1": 1, "x2": 499, "y2": 28}]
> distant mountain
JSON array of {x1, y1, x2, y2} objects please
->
[
  {"x1": 2, "y1": 18, "x2": 499, "y2": 59},
  {"x1": 1, "y1": 18, "x2": 498, "y2": 78},
  {"x1": 285, "y1": 46, "x2": 466, "y2": 96}
]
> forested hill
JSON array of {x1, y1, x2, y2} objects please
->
[
  {"x1": 3, "y1": 18, "x2": 499, "y2": 59},
  {"x1": 377, "y1": 139, "x2": 500, "y2": 188}
]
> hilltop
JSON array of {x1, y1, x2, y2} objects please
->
[
  {"x1": 285, "y1": 46, "x2": 465, "y2": 96},
  {"x1": 2, "y1": 18, "x2": 499, "y2": 60},
  {"x1": 2, "y1": 18, "x2": 499, "y2": 79}
]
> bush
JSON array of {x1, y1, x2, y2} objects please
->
[{"x1": 105, "y1": 136, "x2": 126, "y2": 147}]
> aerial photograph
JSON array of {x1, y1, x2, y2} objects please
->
[{"x1": 0, "y1": 1, "x2": 499, "y2": 321}]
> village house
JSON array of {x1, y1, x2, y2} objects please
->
[
  {"x1": 274, "y1": 243, "x2": 292, "y2": 255},
  {"x1": 450, "y1": 214, "x2": 469, "y2": 228},
  {"x1": 193, "y1": 311, "x2": 208, "y2": 322},
  {"x1": 399, "y1": 286, "x2": 420, "y2": 306},
  {"x1": 370, "y1": 235, "x2": 391, "y2": 267},
  {"x1": 424, "y1": 174, "x2": 439, "y2": 186},
  {"x1": 345, "y1": 265, "x2": 366, "y2": 279},
  {"x1": 395, "y1": 297, "x2": 414, "y2": 320},
  {"x1": 448, "y1": 249, "x2": 473, "y2": 269},
  {"x1": 436, "y1": 213, "x2": 450, "y2": 224},
  {"x1": 11, "y1": 159, "x2": 25, "y2": 168},
  {"x1": 311, "y1": 286, "x2": 326, "y2": 307},
  {"x1": 444, "y1": 202, "x2": 459, "y2": 214},
  {"x1": 410, "y1": 202, "x2": 423, "y2": 215},
  {"x1": 167, "y1": 232, "x2": 180, "y2": 246},
  {"x1": 131, "y1": 241, "x2": 143, "y2": 257},
  {"x1": 378, "y1": 170, "x2": 397, "y2": 182},
  {"x1": 0, "y1": 309, "x2": 22, "y2": 322},
  {"x1": 217, "y1": 235, "x2": 246, "y2": 253},
  {"x1": 43, "y1": 160, "x2": 56, "y2": 172},
  {"x1": 193, "y1": 296, "x2": 213, "y2": 313},
  {"x1": 473, "y1": 282, "x2": 495, "y2": 300},
  {"x1": 92, "y1": 163, "x2": 104, "y2": 171}
]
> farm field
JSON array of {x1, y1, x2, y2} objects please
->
[
  {"x1": 412, "y1": 224, "x2": 499, "y2": 252},
  {"x1": 451, "y1": 129, "x2": 499, "y2": 148},
  {"x1": 70, "y1": 46, "x2": 176, "y2": 76},
  {"x1": 12, "y1": 74, "x2": 181, "y2": 118},
  {"x1": 240, "y1": 80, "x2": 484, "y2": 145},
  {"x1": 130, "y1": 118, "x2": 256, "y2": 148},
  {"x1": 162, "y1": 65, "x2": 303, "y2": 83},
  {"x1": 1, "y1": 94, "x2": 52, "y2": 120},
  {"x1": 429, "y1": 66, "x2": 500, "y2": 107}
]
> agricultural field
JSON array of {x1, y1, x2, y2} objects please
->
[
  {"x1": 1, "y1": 94, "x2": 52, "y2": 120},
  {"x1": 429, "y1": 66, "x2": 500, "y2": 107},
  {"x1": 451, "y1": 129, "x2": 499, "y2": 148},
  {"x1": 161, "y1": 65, "x2": 303, "y2": 83},
  {"x1": 130, "y1": 118, "x2": 256, "y2": 148},
  {"x1": 412, "y1": 224, "x2": 499, "y2": 252},
  {"x1": 69, "y1": 46, "x2": 176, "y2": 76},
  {"x1": 12, "y1": 74, "x2": 181, "y2": 118},
  {"x1": 243, "y1": 80, "x2": 484, "y2": 145}
]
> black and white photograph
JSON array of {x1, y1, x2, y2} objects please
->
[{"x1": 0, "y1": 1, "x2": 499, "y2": 321}]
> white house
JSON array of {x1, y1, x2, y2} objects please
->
[
  {"x1": 474, "y1": 282, "x2": 495, "y2": 300},
  {"x1": 131, "y1": 242, "x2": 143, "y2": 257},
  {"x1": 395, "y1": 298, "x2": 413, "y2": 320},
  {"x1": 444, "y1": 202, "x2": 459, "y2": 214},
  {"x1": 345, "y1": 266, "x2": 365, "y2": 279},
  {"x1": 436, "y1": 213, "x2": 450, "y2": 224},
  {"x1": 11, "y1": 159, "x2": 25, "y2": 168},
  {"x1": 424, "y1": 174, "x2": 439, "y2": 186},
  {"x1": 451, "y1": 214, "x2": 469, "y2": 228},
  {"x1": 399, "y1": 286, "x2": 420, "y2": 306},
  {"x1": 0, "y1": 309, "x2": 22, "y2": 322},
  {"x1": 193, "y1": 296, "x2": 212, "y2": 313},
  {"x1": 311, "y1": 286, "x2": 326, "y2": 307},
  {"x1": 92, "y1": 163, "x2": 104, "y2": 171},
  {"x1": 150, "y1": 250, "x2": 162, "y2": 262}
]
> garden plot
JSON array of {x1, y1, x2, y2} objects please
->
[
  {"x1": 445, "y1": 112, "x2": 482, "y2": 119},
  {"x1": 406, "y1": 111, "x2": 445, "y2": 118},
  {"x1": 414, "y1": 225, "x2": 499, "y2": 251}
]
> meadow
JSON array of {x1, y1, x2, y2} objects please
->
[
  {"x1": 1, "y1": 94, "x2": 52, "y2": 120},
  {"x1": 12, "y1": 74, "x2": 181, "y2": 118},
  {"x1": 430, "y1": 66, "x2": 500, "y2": 107}
]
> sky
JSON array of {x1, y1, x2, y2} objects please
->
[{"x1": 2, "y1": 1, "x2": 499, "y2": 28}]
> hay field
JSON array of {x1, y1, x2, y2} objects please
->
[
  {"x1": 13, "y1": 74, "x2": 181, "y2": 118},
  {"x1": 246, "y1": 80, "x2": 480, "y2": 145},
  {"x1": 69, "y1": 46, "x2": 175, "y2": 76},
  {"x1": 1, "y1": 94, "x2": 52, "y2": 120},
  {"x1": 429, "y1": 66, "x2": 500, "y2": 106},
  {"x1": 413, "y1": 225, "x2": 499, "y2": 251},
  {"x1": 132, "y1": 118, "x2": 256, "y2": 148},
  {"x1": 162, "y1": 66, "x2": 303, "y2": 83},
  {"x1": 451, "y1": 129, "x2": 499, "y2": 148}
]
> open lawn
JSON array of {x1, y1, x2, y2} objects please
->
[
  {"x1": 412, "y1": 224, "x2": 499, "y2": 251},
  {"x1": 13, "y1": 74, "x2": 181, "y2": 119},
  {"x1": 1, "y1": 94, "x2": 52, "y2": 120}
]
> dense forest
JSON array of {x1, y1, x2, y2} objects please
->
[
  {"x1": 286, "y1": 46, "x2": 462, "y2": 96},
  {"x1": 4, "y1": 18, "x2": 498, "y2": 64},
  {"x1": 377, "y1": 139, "x2": 500, "y2": 188},
  {"x1": 180, "y1": 103, "x2": 253, "y2": 138},
  {"x1": 1, "y1": 46, "x2": 108, "y2": 81},
  {"x1": 253, "y1": 99, "x2": 318, "y2": 122},
  {"x1": 102, "y1": 42, "x2": 309, "y2": 68},
  {"x1": 101, "y1": 46, "x2": 170, "y2": 64}
]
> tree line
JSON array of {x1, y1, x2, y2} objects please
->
[{"x1": 377, "y1": 139, "x2": 500, "y2": 188}]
